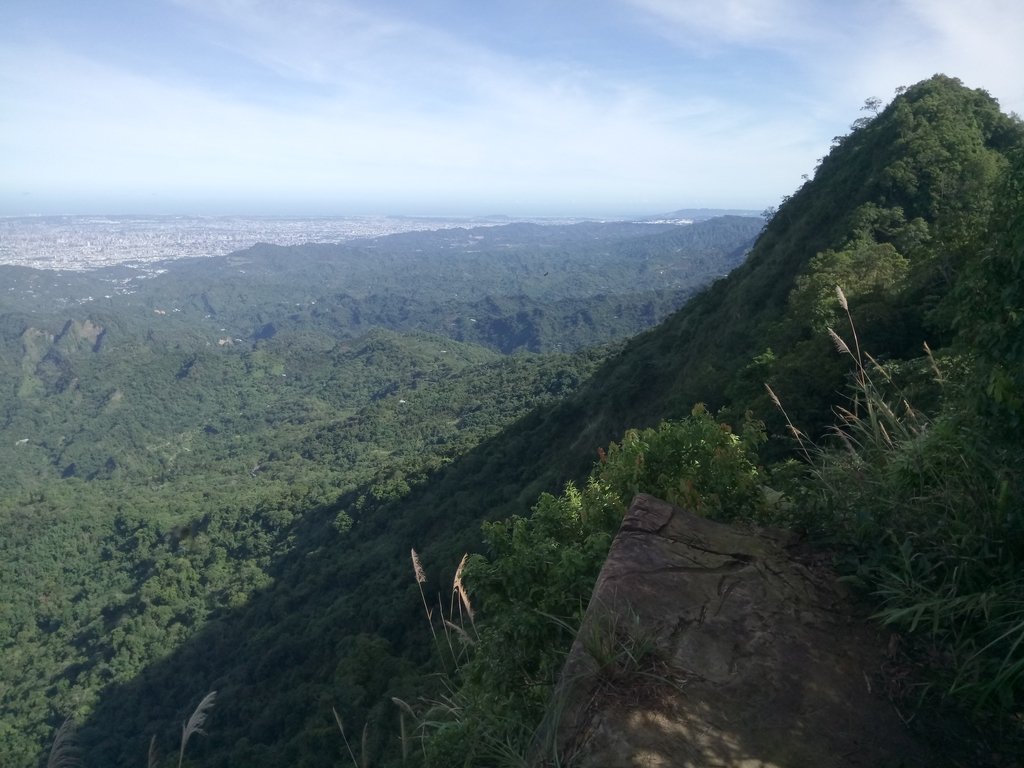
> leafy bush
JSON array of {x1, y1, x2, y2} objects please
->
[
  {"x1": 597, "y1": 404, "x2": 768, "y2": 520},
  {"x1": 418, "y1": 408, "x2": 773, "y2": 765}
]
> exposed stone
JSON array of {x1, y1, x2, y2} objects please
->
[{"x1": 531, "y1": 494, "x2": 930, "y2": 767}]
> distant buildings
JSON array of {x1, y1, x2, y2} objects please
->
[{"x1": 0, "y1": 215, "x2": 503, "y2": 271}]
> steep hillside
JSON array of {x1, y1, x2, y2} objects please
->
[
  {"x1": 30, "y1": 75, "x2": 1024, "y2": 766},
  {"x1": 418, "y1": 74, "x2": 1022, "y2": 491},
  {"x1": 0, "y1": 217, "x2": 760, "y2": 765},
  {"x1": 404, "y1": 75, "x2": 1024, "y2": 765}
]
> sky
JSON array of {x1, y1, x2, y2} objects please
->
[{"x1": 1, "y1": 0, "x2": 1022, "y2": 218}]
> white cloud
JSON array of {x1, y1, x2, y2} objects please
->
[
  {"x1": 625, "y1": 0, "x2": 1024, "y2": 115},
  {"x1": 625, "y1": 0, "x2": 830, "y2": 50},
  {"x1": 170, "y1": 0, "x2": 509, "y2": 106},
  {"x1": 857, "y1": 0, "x2": 1024, "y2": 114},
  {"x1": 1, "y1": 41, "x2": 812, "y2": 213},
  {"x1": 171, "y1": 0, "x2": 409, "y2": 85},
  {"x1": 4, "y1": 1, "x2": 1021, "y2": 215}
]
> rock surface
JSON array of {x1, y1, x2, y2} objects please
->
[{"x1": 530, "y1": 494, "x2": 930, "y2": 767}]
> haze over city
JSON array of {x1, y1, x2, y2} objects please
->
[{"x1": 2, "y1": 0, "x2": 1023, "y2": 217}]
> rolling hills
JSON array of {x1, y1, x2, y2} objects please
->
[{"x1": 4, "y1": 74, "x2": 1024, "y2": 766}]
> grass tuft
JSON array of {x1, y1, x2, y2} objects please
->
[{"x1": 769, "y1": 288, "x2": 1024, "y2": 714}]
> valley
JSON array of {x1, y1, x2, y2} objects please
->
[
  {"x1": 0, "y1": 214, "x2": 760, "y2": 765},
  {"x1": 2, "y1": 75, "x2": 1023, "y2": 767}
]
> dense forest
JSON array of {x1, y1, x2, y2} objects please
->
[
  {"x1": 4, "y1": 74, "x2": 1024, "y2": 767},
  {"x1": 0, "y1": 216, "x2": 760, "y2": 765}
]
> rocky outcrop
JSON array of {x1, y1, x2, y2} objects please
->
[
  {"x1": 55, "y1": 317, "x2": 106, "y2": 352},
  {"x1": 531, "y1": 494, "x2": 930, "y2": 767}
]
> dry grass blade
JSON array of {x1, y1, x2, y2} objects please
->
[
  {"x1": 178, "y1": 690, "x2": 216, "y2": 768},
  {"x1": 832, "y1": 426, "x2": 859, "y2": 455},
  {"x1": 443, "y1": 619, "x2": 476, "y2": 646},
  {"x1": 411, "y1": 547, "x2": 437, "y2": 641},
  {"x1": 411, "y1": 548, "x2": 426, "y2": 584},
  {"x1": 764, "y1": 383, "x2": 812, "y2": 463},
  {"x1": 833, "y1": 283, "x2": 864, "y2": 378},
  {"x1": 835, "y1": 284, "x2": 849, "y2": 311},
  {"x1": 878, "y1": 421, "x2": 893, "y2": 449},
  {"x1": 828, "y1": 327, "x2": 851, "y2": 356},
  {"x1": 876, "y1": 397, "x2": 897, "y2": 423},
  {"x1": 148, "y1": 734, "x2": 159, "y2": 768},
  {"x1": 452, "y1": 553, "x2": 475, "y2": 623},
  {"x1": 438, "y1": 593, "x2": 456, "y2": 658},
  {"x1": 834, "y1": 404, "x2": 858, "y2": 425},
  {"x1": 391, "y1": 696, "x2": 416, "y2": 717},
  {"x1": 923, "y1": 340, "x2": 944, "y2": 383},
  {"x1": 332, "y1": 707, "x2": 360, "y2": 768},
  {"x1": 398, "y1": 709, "x2": 408, "y2": 763},
  {"x1": 46, "y1": 717, "x2": 79, "y2": 768},
  {"x1": 863, "y1": 351, "x2": 891, "y2": 383}
]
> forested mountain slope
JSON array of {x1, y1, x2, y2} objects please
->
[
  {"x1": 347, "y1": 74, "x2": 1024, "y2": 544},
  {"x1": 11, "y1": 74, "x2": 1024, "y2": 766},
  {"x1": 420, "y1": 74, "x2": 1024, "y2": 765},
  {"x1": 398, "y1": 74, "x2": 1024, "y2": 765},
  {"x1": 0, "y1": 217, "x2": 759, "y2": 764},
  {"x1": 0, "y1": 216, "x2": 760, "y2": 356}
]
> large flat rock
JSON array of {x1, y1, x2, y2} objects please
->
[{"x1": 531, "y1": 494, "x2": 930, "y2": 767}]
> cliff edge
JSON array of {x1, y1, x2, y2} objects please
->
[{"x1": 530, "y1": 494, "x2": 931, "y2": 767}]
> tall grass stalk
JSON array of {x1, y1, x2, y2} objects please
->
[
  {"x1": 410, "y1": 548, "x2": 477, "y2": 674},
  {"x1": 411, "y1": 548, "x2": 437, "y2": 644},
  {"x1": 332, "y1": 707, "x2": 360, "y2": 768},
  {"x1": 392, "y1": 697, "x2": 416, "y2": 763},
  {"x1": 177, "y1": 691, "x2": 216, "y2": 768},
  {"x1": 771, "y1": 288, "x2": 1024, "y2": 712}
]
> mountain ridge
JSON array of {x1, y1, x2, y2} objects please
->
[{"x1": 4, "y1": 74, "x2": 1022, "y2": 766}]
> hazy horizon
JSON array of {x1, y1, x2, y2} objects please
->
[{"x1": 0, "y1": 206, "x2": 762, "y2": 220}]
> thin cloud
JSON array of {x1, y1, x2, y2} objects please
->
[
  {"x1": 1, "y1": 41, "x2": 808, "y2": 213},
  {"x1": 2, "y1": 1, "x2": 1021, "y2": 215},
  {"x1": 869, "y1": 0, "x2": 1024, "y2": 112},
  {"x1": 172, "y1": 0, "x2": 422, "y2": 85},
  {"x1": 625, "y1": 0, "x2": 827, "y2": 50},
  {"x1": 626, "y1": 0, "x2": 1023, "y2": 113}
]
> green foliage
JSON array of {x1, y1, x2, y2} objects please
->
[
  {"x1": 3, "y1": 75, "x2": 1023, "y2": 766},
  {"x1": 786, "y1": 238, "x2": 909, "y2": 334},
  {"x1": 412, "y1": 78, "x2": 1024, "y2": 763},
  {"x1": 420, "y1": 479, "x2": 623, "y2": 765},
  {"x1": 2, "y1": 213, "x2": 756, "y2": 767},
  {"x1": 953, "y1": 147, "x2": 1024, "y2": 426},
  {"x1": 779, "y1": 290, "x2": 1024, "y2": 713},
  {"x1": 597, "y1": 404, "x2": 768, "y2": 519},
  {"x1": 1, "y1": 217, "x2": 760, "y2": 356},
  {"x1": 0, "y1": 320, "x2": 606, "y2": 764},
  {"x1": 420, "y1": 410, "x2": 772, "y2": 765}
]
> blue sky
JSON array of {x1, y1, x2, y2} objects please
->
[{"x1": 2, "y1": 0, "x2": 1022, "y2": 217}]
